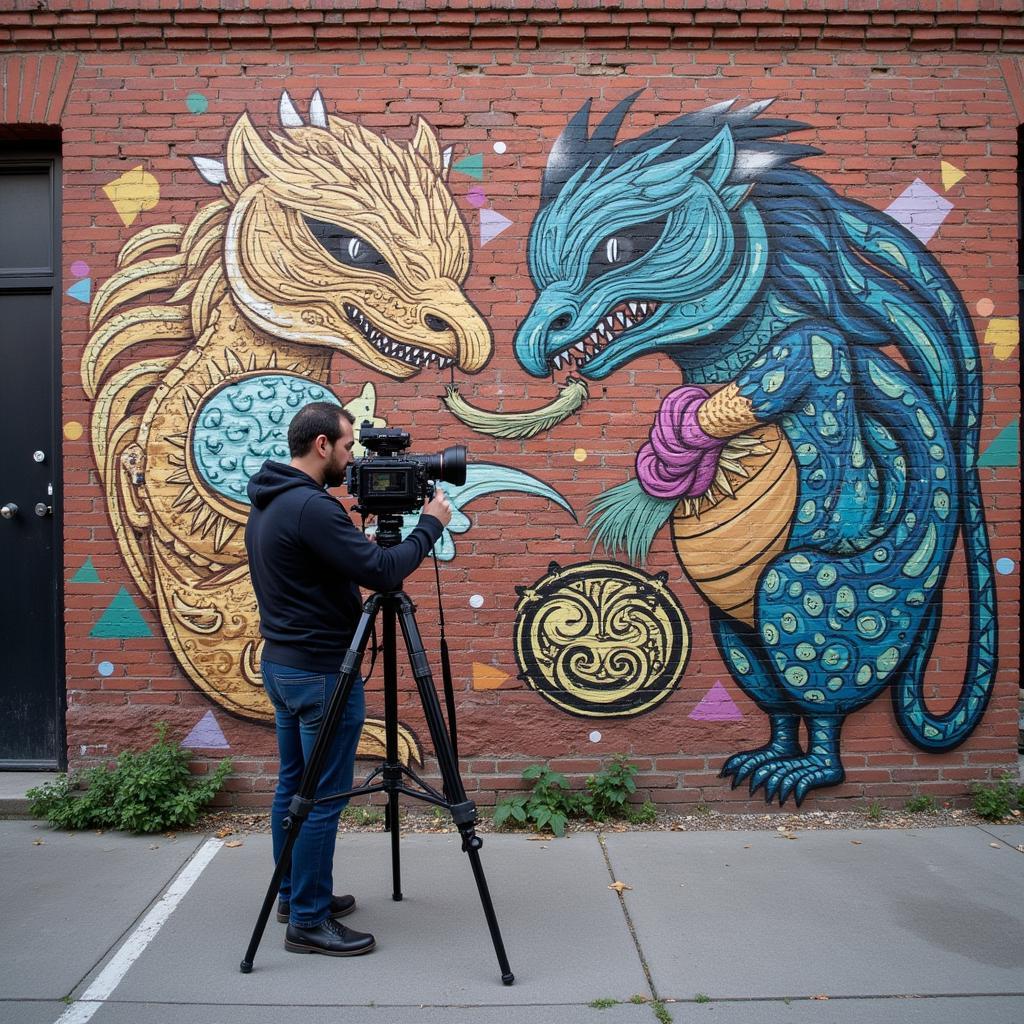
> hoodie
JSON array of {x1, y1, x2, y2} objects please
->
[{"x1": 245, "y1": 461, "x2": 444, "y2": 672}]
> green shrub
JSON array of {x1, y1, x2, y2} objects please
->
[
  {"x1": 27, "y1": 722, "x2": 232, "y2": 833},
  {"x1": 493, "y1": 757, "x2": 657, "y2": 836},
  {"x1": 905, "y1": 795, "x2": 937, "y2": 813},
  {"x1": 970, "y1": 772, "x2": 1024, "y2": 822},
  {"x1": 493, "y1": 765, "x2": 582, "y2": 837},
  {"x1": 583, "y1": 755, "x2": 639, "y2": 821}
]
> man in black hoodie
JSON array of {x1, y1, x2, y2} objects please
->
[{"x1": 245, "y1": 401, "x2": 452, "y2": 957}]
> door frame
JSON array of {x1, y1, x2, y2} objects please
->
[{"x1": 0, "y1": 143, "x2": 66, "y2": 770}]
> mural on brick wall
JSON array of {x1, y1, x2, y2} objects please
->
[
  {"x1": 81, "y1": 91, "x2": 574, "y2": 760},
  {"x1": 506, "y1": 94, "x2": 998, "y2": 805}
]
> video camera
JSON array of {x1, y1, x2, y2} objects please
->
[{"x1": 346, "y1": 422, "x2": 466, "y2": 517}]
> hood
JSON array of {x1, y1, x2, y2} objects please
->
[{"x1": 247, "y1": 461, "x2": 322, "y2": 510}]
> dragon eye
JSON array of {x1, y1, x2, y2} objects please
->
[
  {"x1": 585, "y1": 214, "x2": 669, "y2": 286},
  {"x1": 303, "y1": 216, "x2": 395, "y2": 278}
]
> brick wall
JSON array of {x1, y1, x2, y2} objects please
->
[{"x1": 2, "y1": 1, "x2": 1021, "y2": 813}]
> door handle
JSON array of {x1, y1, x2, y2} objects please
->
[
  {"x1": 1, "y1": 503, "x2": 17, "y2": 519},
  {"x1": 34, "y1": 502, "x2": 53, "y2": 517}
]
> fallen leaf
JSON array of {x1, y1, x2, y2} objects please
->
[
  {"x1": 32, "y1": 839, "x2": 45, "y2": 846},
  {"x1": 526, "y1": 835, "x2": 550, "y2": 842},
  {"x1": 811, "y1": 994, "x2": 830, "y2": 1001},
  {"x1": 165, "y1": 832, "x2": 176, "y2": 840},
  {"x1": 1016, "y1": 845, "x2": 1023, "y2": 853},
  {"x1": 743, "y1": 844, "x2": 751, "y2": 849},
  {"x1": 215, "y1": 827, "x2": 233, "y2": 839},
  {"x1": 225, "y1": 840, "x2": 244, "y2": 848},
  {"x1": 850, "y1": 840, "x2": 863, "y2": 845},
  {"x1": 989, "y1": 843, "x2": 1001, "y2": 849},
  {"x1": 608, "y1": 881, "x2": 633, "y2": 893},
  {"x1": 149, "y1": 844, "x2": 160, "y2": 850}
]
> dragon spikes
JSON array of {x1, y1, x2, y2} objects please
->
[{"x1": 191, "y1": 90, "x2": 330, "y2": 186}]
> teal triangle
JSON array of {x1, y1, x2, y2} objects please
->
[
  {"x1": 67, "y1": 278, "x2": 92, "y2": 303},
  {"x1": 71, "y1": 557, "x2": 101, "y2": 583},
  {"x1": 90, "y1": 586, "x2": 153, "y2": 638},
  {"x1": 453, "y1": 153, "x2": 483, "y2": 180},
  {"x1": 977, "y1": 419, "x2": 1019, "y2": 468}
]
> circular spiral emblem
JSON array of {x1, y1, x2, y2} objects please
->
[
  {"x1": 514, "y1": 561, "x2": 690, "y2": 718},
  {"x1": 190, "y1": 373, "x2": 340, "y2": 506}
]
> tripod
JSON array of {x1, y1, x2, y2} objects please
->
[{"x1": 240, "y1": 519, "x2": 514, "y2": 984}]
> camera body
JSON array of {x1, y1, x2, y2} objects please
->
[{"x1": 346, "y1": 422, "x2": 466, "y2": 516}]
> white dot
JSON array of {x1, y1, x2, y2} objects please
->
[
  {"x1": 98, "y1": 661, "x2": 114, "y2": 677},
  {"x1": 470, "y1": 594, "x2": 484, "y2": 608},
  {"x1": 492, "y1": 141, "x2": 506, "y2": 154},
  {"x1": 589, "y1": 730, "x2": 602, "y2": 743}
]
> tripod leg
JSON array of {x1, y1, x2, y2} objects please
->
[
  {"x1": 240, "y1": 594, "x2": 382, "y2": 973},
  {"x1": 394, "y1": 593, "x2": 515, "y2": 985},
  {"x1": 382, "y1": 601, "x2": 403, "y2": 901}
]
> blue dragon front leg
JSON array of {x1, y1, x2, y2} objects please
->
[{"x1": 713, "y1": 612, "x2": 804, "y2": 788}]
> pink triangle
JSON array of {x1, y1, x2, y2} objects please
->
[
  {"x1": 689, "y1": 680, "x2": 744, "y2": 722},
  {"x1": 480, "y1": 207, "x2": 512, "y2": 246},
  {"x1": 182, "y1": 710, "x2": 230, "y2": 749}
]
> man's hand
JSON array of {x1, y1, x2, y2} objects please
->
[{"x1": 422, "y1": 488, "x2": 453, "y2": 529}]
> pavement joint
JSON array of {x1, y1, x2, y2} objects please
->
[{"x1": 597, "y1": 832, "x2": 660, "y2": 1012}]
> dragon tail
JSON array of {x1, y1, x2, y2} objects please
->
[{"x1": 834, "y1": 192, "x2": 998, "y2": 750}]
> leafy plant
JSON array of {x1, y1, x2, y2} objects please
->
[
  {"x1": 865, "y1": 799, "x2": 883, "y2": 821},
  {"x1": 343, "y1": 805, "x2": 385, "y2": 826},
  {"x1": 493, "y1": 765, "x2": 582, "y2": 837},
  {"x1": 27, "y1": 722, "x2": 231, "y2": 834},
  {"x1": 583, "y1": 755, "x2": 640, "y2": 821},
  {"x1": 694, "y1": 993, "x2": 711, "y2": 1003},
  {"x1": 588, "y1": 997, "x2": 619, "y2": 1009},
  {"x1": 905, "y1": 794, "x2": 937, "y2": 813},
  {"x1": 970, "y1": 772, "x2": 1024, "y2": 821},
  {"x1": 494, "y1": 758, "x2": 660, "y2": 835}
]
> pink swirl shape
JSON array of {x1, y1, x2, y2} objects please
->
[{"x1": 636, "y1": 386, "x2": 726, "y2": 499}]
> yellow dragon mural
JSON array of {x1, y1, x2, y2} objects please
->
[{"x1": 82, "y1": 91, "x2": 492, "y2": 760}]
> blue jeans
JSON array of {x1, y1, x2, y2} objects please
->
[{"x1": 261, "y1": 659, "x2": 366, "y2": 928}]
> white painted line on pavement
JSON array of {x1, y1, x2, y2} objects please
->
[{"x1": 54, "y1": 837, "x2": 223, "y2": 1024}]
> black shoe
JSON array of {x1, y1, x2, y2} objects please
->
[
  {"x1": 285, "y1": 917, "x2": 376, "y2": 957},
  {"x1": 277, "y1": 893, "x2": 356, "y2": 923}
]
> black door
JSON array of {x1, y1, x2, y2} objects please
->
[{"x1": 0, "y1": 148, "x2": 64, "y2": 768}]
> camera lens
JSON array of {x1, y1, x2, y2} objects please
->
[{"x1": 420, "y1": 445, "x2": 466, "y2": 488}]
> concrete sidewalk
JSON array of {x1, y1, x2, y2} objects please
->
[{"x1": 0, "y1": 818, "x2": 1022, "y2": 1024}]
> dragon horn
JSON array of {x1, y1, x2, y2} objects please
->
[
  {"x1": 309, "y1": 90, "x2": 328, "y2": 128},
  {"x1": 192, "y1": 156, "x2": 227, "y2": 186},
  {"x1": 279, "y1": 91, "x2": 303, "y2": 128}
]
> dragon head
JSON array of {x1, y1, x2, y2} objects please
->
[
  {"x1": 194, "y1": 92, "x2": 491, "y2": 380},
  {"x1": 514, "y1": 95, "x2": 816, "y2": 381}
]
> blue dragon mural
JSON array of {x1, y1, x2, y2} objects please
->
[{"x1": 512, "y1": 94, "x2": 998, "y2": 806}]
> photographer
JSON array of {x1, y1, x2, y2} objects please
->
[{"x1": 244, "y1": 401, "x2": 452, "y2": 957}]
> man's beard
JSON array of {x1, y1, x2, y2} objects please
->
[{"x1": 324, "y1": 458, "x2": 346, "y2": 489}]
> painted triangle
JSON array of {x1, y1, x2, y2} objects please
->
[
  {"x1": 688, "y1": 680, "x2": 744, "y2": 722},
  {"x1": 453, "y1": 153, "x2": 484, "y2": 180},
  {"x1": 71, "y1": 557, "x2": 101, "y2": 583},
  {"x1": 90, "y1": 586, "x2": 153, "y2": 638},
  {"x1": 67, "y1": 278, "x2": 92, "y2": 303},
  {"x1": 480, "y1": 207, "x2": 512, "y2": 247},
  {"x1": 940, "y1": 161, "x2": 965, "y2": 191},
  {"x1": 182, "y1": 710, "x2": 230, "y2": 750},
  {"x1": 977, "y1": 419, "x2": 1019, "y2": 467},
  {"x1": 471, "y1": 662, "x2": 510, "y2": 690}
]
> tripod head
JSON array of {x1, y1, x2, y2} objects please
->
[{"x1": 374, "y1": 513, "x2": 406, "y2": 548}]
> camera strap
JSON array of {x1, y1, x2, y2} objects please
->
[{"x1": 432, "y1": 551, "x2": 459, "y2": 766}]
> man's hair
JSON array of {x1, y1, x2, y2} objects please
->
[{"x1": 287, "y1": 402, "x2": 355, "y2": 458}]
